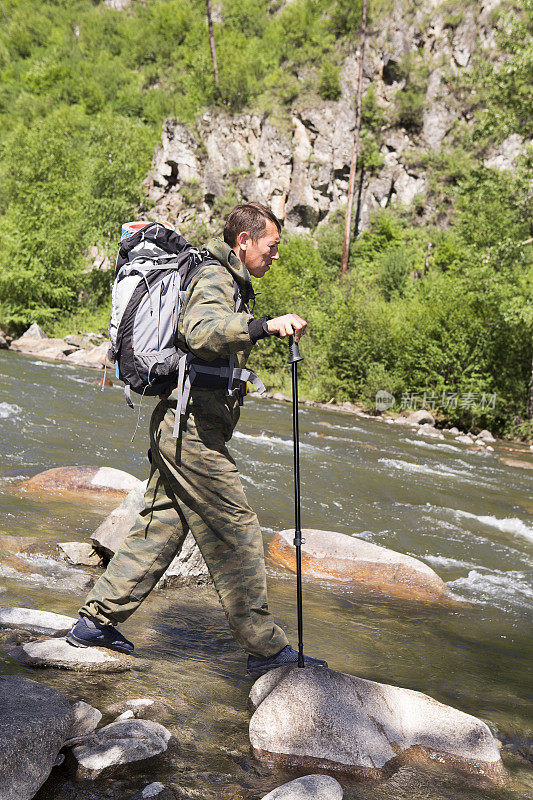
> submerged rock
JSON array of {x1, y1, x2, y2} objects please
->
[
  {"x1": 92, "y1": 483, "x2": 212, "y2": 586},
  {"x1": 0, "y1": 606, "x2": 75, "y2": 636},
  {"x1": 0, "y1": 676, "x2": 73, "y2": 800},
  {"x1": 500, "y1": 458, "x2": 533, "y2": 471},
  {"x1": 58, "y1": 542, "x2": 103, "y2": 566},
  {"x1": 68, "y1": 719, "x2": 171, "y2": 779},
  {"x1": 129, "y1": 784, "x2": 170, "y2": 800},
  {"x1": 268, "y1": 529, "x2": 458, "y2": 603},
  {"x1": 249, "y1": 666, "x2": 503, "y2": 782},
  {"x1": 261, "y1": 775, "x2": 343, "y2": 799},
  {"x1": 14, "y1": 638, "x2": 133, "y2": 673},
  {"x1": 19, "y1": 465, "x2": 141, "y2": 500}
]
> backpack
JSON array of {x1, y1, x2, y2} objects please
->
[{"x1": 108, "y1": 221, "x2": 265, "y2": 437}]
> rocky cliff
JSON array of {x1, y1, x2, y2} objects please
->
[{"x1": 142, "y1": 0, "x2": 523, "y2": 236}]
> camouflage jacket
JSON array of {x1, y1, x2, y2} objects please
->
[
  {"x1": 175, "y1": 237, "x2": 255, "y2": 366},
  {"x1": 171, "y1": 238, "x2": 258, "y2": 434}
]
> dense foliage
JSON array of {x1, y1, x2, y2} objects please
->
[{"x1": 0, "y1": 0, "x2": 531, "y2": 438}]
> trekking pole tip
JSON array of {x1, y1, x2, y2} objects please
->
[{"x1": 288, "y1": 334, "x2": 304, "y2": 364}]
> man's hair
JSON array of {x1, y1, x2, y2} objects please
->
[{"x1": 223, "y1": 202, "x2": 281, "y2": 248}]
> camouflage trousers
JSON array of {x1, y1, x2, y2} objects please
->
[{"x1": 79, "y1": 390, "x2": 289, "y2": 658}]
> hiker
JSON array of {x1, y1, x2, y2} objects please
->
[{"x1": 67, "y1": 202, "x2": 327, "y2": 677}]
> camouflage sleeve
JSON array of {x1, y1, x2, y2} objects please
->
[{"x1": 180, "y1": 263, "x2": 254, "y2": 361}]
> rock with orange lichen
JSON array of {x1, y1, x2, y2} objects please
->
[
  {"x1": 268, "y1": 529, "x2": 460, "y2": 604},
  {"x1": 18, "y1": 466, "x2": 141, "y2": 501}
]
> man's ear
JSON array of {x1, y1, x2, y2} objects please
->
[{"x1": 236, "y1": 231, "x2": 250, "y2": 250}]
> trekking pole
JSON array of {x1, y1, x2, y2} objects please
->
[{"x1": 288, "y1": 334, "x2": 305, "y2": 668}]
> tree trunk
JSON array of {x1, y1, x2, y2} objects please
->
[
  {"x1": 206, "y1": 0, "x2": 219, "y2": 92},
  {"x1": 527, "y1": 358, "x2": 533, "y2": 419},
  {"x1": 341, "y1": 0, "x2": 367, "y2": 274}
]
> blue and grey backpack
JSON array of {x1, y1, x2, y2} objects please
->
[{"x1": 108, "y1": 221, "x2": 264, "y2": 437}]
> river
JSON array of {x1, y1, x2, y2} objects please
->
[{"x1": 0, "y1": 350, "x2": 532, "y2": 799}]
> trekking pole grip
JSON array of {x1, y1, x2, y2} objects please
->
[{"x1": 288, "y1": 334, "x2": 304, "y2": 363}]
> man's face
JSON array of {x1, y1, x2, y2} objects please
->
[{"x1": 237, "y1": 220, "x2": 280, "y2": 278}]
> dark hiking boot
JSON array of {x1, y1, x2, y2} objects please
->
[
  {"x1": 247, "y1": 645, "x2": 327, "y2": 678},
  {"x1": 66, "y1": 616, "x2": 135, "y2": 655}
]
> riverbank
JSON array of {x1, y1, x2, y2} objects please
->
[{"x1": 2, "y1": 323, "x2": 532, "y2": 450}]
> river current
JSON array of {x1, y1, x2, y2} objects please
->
[{"x1": 0, "y1": 350, "x2": 531, "y2": 799}]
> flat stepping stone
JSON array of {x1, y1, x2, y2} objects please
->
[
  {"x1": 249, "y1": 666, "x2": 503, "y2": 782},
  {"x1": 57, "y1": 542, "x2": 102, "y2": 566},
  {"x1": 14, "y1": 639, "x2": 133, "y2": 673},
  {"x1": 261, "y1": 775, "x2": 343, "y2": 799},
  {"x1": 0, "y1": 607, "x2": 75, "y2": 636},
  {"x1": 68, "y1": 719, "x2": 171, "y2": 779},
  {"x1": 269, "y1": 528, "x2": 459, "y2": 603}
]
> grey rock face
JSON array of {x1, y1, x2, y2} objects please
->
[
  {"x1": 69, "y1": 719, "x2": 171, "y2": 779},
  {"x1": 14, "y1": 638, "x2": 133, "y2": 673},
  {"x1": 92, "y1": 483, "x2": 211, "y2": 586},
  {"x1": 249, "y1": 666, "x2": 503, "y2": 781},
  {"x1": 91, "y1": 481, "x2": 147, "y2": 558},
  {"x1": 0, "y1": 676, "x2": 73, "y2": 800},
  {"x1": 160, "y1": 531, "x2": 212, "y2": 587},
  {"x1": 261, "y1": 775, "x2": 343, "y2": 799},
  {"x1": 0, "y1": 606, "x2": 75, "y2": 636},
  {"x1": 70, "y1": 701, "x2": 102, "y2": 738}
]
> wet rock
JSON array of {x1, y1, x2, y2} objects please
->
[
  {"x1": 0, "y1": 330, "x2": 12, "y2": 349},
  {"x1": 268, "y1": 529, "x2": 458, "y2": 603},
  {"x1": 270, "y1": 392, "x2": 291, "y2": 403},
  {"x1": 129, "y1": 782, "x2": 171, "y2": 799},
  {"x1": 476, "y1": 429, "x2": 496, "y2": 443},
  {"x1": 20, "y1": 465, "x2": 141, "y2": 500},
  {"x1": 404, "y1": 410, "x2": 435, "y2": 426},
  {"x1": 14, "y1": 638, "x2": 133, "y2": 673},
  {"x1": 261, "y1": 775, "x2": 343, "y2": 799},
  {"x1": 64, "y1": 341, "x2": 113, "y2": 370},
  {"x1": 105, "y1": 697, "x2": 174, "y2": 724},
  {"x1": 0, "y1": 676, "x2": 73, "y2": 800},
  {"x1": 58, "y1": 542, "x2": 103, "y2": 566},
  {"x1": 70, "y1": 701, "x2": 102, "y2": 737},
  {"x1": 416, "y1": 423, "x2": 444, "y2": 439},
  {"x1": 68, "y1": 719, "x2": 171, "y2": 779},
  {"x1": 0, "y1": 606, "x2": 75, "y2": 636},
  {"x1": 249, "y1": 666, "x2": 503, "y2": 782},
  {"x1": 455, "y1": 434, "x2": 475, "y2": 445},
  {"x1": 92, "y1": 484, "x2": 212, "y2": 586}
]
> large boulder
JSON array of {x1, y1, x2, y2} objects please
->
[
  {"x1": 64, "y1": 342, "x2": 113, "y2": 370},
  {"x1": 19, "y1": 466, "x2": 141, "y2": 500},
  {"x1": 91, "y1": 482, "x2": 212, "y2": 586},
  {"x1": 10, "y1": 325, "x2": 78, "y2": 360},
  {"x1": 0, "y1": 676, "x2": 73, "y2": 800},
  {"x1": 0, "y1": 606, "x2": 75, "y2": 636},
  {"x1": 68, "y1": 719, "x2": 171, "y2": 779},
  {"x1": 91, "y1": 480, "x2": 147, "y2": 557},
  {"x1": 268, "y1": 529, "x2": 458, "y2": 603},
  {"x1": 14, "y1": 639, "x2": 133, "y2": 673},
  {"x1": 249, "y1": 667, "x2": 503, "y2": 782},
  {"x1": 261, "y1": 775, "x2": 343, "y2": 799}
]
